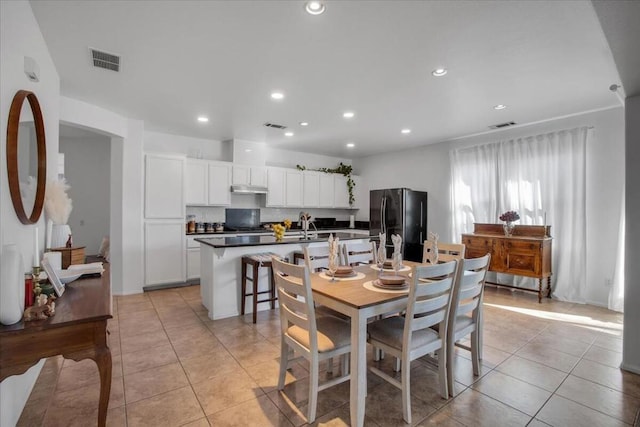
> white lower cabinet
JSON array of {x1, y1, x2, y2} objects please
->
[
  {"x1": 145, "y1": 222, "x2": 185, "y2": 285},
  {"x1": 187, "y1": 248, "x2": 200, "y2": 280}
]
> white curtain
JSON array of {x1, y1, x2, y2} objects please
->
[
  {"x1": 451, "y1": 127, "x2": 591, "y2": 302},
  {"x1": 609, "y1": 187, "x2": 625, "y2": 312}
]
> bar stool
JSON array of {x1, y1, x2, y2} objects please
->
[
  {"x1": 241, "y1": 252, "x2": 279, "y2": 323},
  {"x1": 293, "y1": 251, "x2": 305, "y2": 265}
]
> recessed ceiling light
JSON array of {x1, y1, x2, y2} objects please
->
[
  {"x1": 271, "y1": 92, "x2": 284, "y2": 100},
  {"x1": 346, "y1": 143, "x2": 355, "y2": 148},
  {"x1": 305, "y1": 1, "x2": 325, "y2": 15},
  {"x1": 245, "y1": 149, "x2": 252, "y2": 153},
  {"x1": 432, "y1": 68, "x2": 447, "y2": 77},
  {"x1": 401, "y1": 129, "x2": 411, "y2": 134},
  {"x1": 284, "y1": 131, "x2": 294, "y2": 137},
  {"x1": 299, "y1": 122, "x2": 309, "y2": 126},
  {"x1": 494, "y1": 104, "x2": 507, "y2": 110},
  {"x1": 197, "y1": 116, "x2": 209, "y2": 123},
  {"x1": 343, "y1": 111, "x2": 355, "y2": 119}
]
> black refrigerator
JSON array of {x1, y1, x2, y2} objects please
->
[{"x1": 370, "y1": 188, "x2": 428, "y2": 262}]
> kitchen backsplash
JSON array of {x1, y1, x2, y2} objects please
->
[{"x1": 186, "y1": 205, "x2": 357, "y2": 224}]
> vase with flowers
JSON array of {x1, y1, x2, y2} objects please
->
[
  {"x1": 44, "y1": 178, "x2": 73, "y2": 249},
  {"x1": 499, "y1": 210, "x2": 520, "y2": 236}
]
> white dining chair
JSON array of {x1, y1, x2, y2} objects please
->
[
  {"x1": 271, "y1": 257, "x2": 351, "y2": 423},
  {"x1": 444, "y1": 253, "x2": 491, "y2": 396},
  {"x1": 423, "y1": 242, "x2": 466, "y2": 264},
  {"x1": 367, "y1": 260, "x2": 458, "y2": 423},
  {"x1": 342, "y1": 241, "x2": 376, "y2": 266},
  {"x1": 303, "y1": 244, "x2": 331, "y2": 272}
]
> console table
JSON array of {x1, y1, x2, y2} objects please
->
[
  {"x1": 0, "y1": 261, "x2": 112, "y2": 426},
  {"x1": 462, "y1": 223, "x2": 552, "y2": 303}
]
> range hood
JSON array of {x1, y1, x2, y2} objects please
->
[{"x1": 230, "y1": 184, "x2": 268, "y2": 194}]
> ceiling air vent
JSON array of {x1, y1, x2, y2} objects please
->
[
  {"x1": 263, "y1": 122, "x2": 287, "y2": 130},
  {"x1": 89, "y1": 48, "x2": 120, "y2": 72},
  {"x1": 489, "y1": 121, "x2": 516, "y2": 129}
]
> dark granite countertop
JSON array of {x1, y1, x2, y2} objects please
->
[{"x1": 195, "y1": 232, "x2": 371, "y2": 248}]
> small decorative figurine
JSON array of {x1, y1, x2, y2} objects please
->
[
  {"x1": 23, "y1": 294, "x2": 56, "y2": 321},
  {"x1": 65, "y1": 233, "x2": 73, "y2": 248}
]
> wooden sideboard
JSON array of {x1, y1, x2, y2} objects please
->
[
  {"x1": 0, "y1": 260, "x2": 112, "y2": 426},
  {"x1": 462, "y1": 223, "x2": 552, "y2": 302}
]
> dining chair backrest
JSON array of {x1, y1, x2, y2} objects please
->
[
  {"x1": 403, "y1": 260, "x2": 458, "y2": 359},
  {"x1": 342, "y1": 241, "x2": 376, "y2": 266},
  {"x1": 451, "y1": 254, "x2": 491, "y2": 324},
  {"x1": 304, "y1": 244, "x2": 331, "y2": 272},
  {"x1": 423, "y1": 242, "x2": 466, "y2": 264},
  {"x1": 271, "y1": 257, "x2": 319, "y2": 352}
]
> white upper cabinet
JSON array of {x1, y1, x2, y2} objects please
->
[
  {"x1": 285, "y1": 170, "x2": 304, "y2": 207},
  {"x1": 250, "y1": 166, "x2": 267, "y2": 187},
  {"x1": 233, "y1": 165, "x2": 267, "y2": 187},
  {"x1": 145, "y1": 154, "x2": 184, "y2": 218},
  {"x1": 319, "y1": 173, "x2": 335, "y2": 208},
  {"x1": 267, "y1": 168, "x2": 286, "y2": 207},
  {"x1": 303, "y1": 171, "x2": 320, "y2": 207},
  {"x1": 232, "y1": 165, "x2": 250, "y2": 185},
  {"x1": 334, "y1": 175, "x2": 350, "y2": 208},
  {"x1": 208, "y1": 162, "x2": 231, "y2": 205},
  {"x1": 185, "y1": 159, "x2": 208, "y2": 205}
]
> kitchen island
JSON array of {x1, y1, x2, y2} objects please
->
[{"x1": 196, "y1": 232, "x2": 370, "y2": 320}]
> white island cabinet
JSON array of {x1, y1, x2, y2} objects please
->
[{"x1": 197, "y1": 233, "x2": 370, "y2": 320}]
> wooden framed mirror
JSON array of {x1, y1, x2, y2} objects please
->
[{"x1": 6, "y1": 90, "x2": 47, "y2": 224}]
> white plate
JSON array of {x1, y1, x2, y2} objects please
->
[{"x1": 57, "y1": 270, "x2": 82, "y2": 284}]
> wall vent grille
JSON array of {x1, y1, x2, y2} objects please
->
[
  {"x1": 263, "y1": 122, "x2": 287, "y2": 130},
  {"x1": 489, "y1": 121, "x2": 516, "y2": 129},
  {"x1": 89, "y1": 48, "x2": 120, "y2": 72}
]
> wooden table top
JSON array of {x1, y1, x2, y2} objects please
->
[
  {"x1": 0, "y1": 261, "x2": 112, "y2": 334},
  {"x1": 310, "y1": 261, "x2": 420, "y2": 309}
]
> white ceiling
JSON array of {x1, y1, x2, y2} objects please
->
[{"x1": 30, "y1": 0, "x2": 622, "y2": 158}]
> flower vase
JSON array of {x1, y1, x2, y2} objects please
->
[{"x1": 503, "y1": 221, "x2": 515, "y2": 237}]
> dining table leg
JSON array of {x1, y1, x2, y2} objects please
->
[{"x1": 350, "y1": 310, "x2": 367, "y2": 427}]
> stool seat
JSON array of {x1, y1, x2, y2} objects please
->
[{"x1": 241, "y1": 252, "x2": 280, "y2": 323}]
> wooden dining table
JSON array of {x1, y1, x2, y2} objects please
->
[{"x1": 310, "y1": 261, "x2": 419, "y2": 427}]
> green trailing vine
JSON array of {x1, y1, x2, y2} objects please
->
[{"x1": 296, "y1": 162, "x2": 355, "y2": 206}]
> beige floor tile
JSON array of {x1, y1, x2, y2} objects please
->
[
  {"x1": 118, "y1": 317, "x2": 164, "y2": 337},
  {"x1": 572, "y1": 359, "x2": 640, "y2": 398},
  {"x1": 453, "y1": 343, "x2": 511, "y2": 369},
  {"x1": 451, "y1": 354, "x2": 493, "y2": 387},
  {"x1": 594, "y1": 334, "x2": 624, "y2": 353},
  {"x1": 173, "y1": 336, "x2": 224, "y2": 361},
  {"x1": 192, "y1": 369, "x2": 264, "y2": 416},
  {"x1": 106, "y1": 405, "x2": 127, "y2": 427},
  {"x1": 244, "y1": 358, "x2": 310, "y2": 394},
  {"x1": 530, "y1": 333, "x2": 591, "y2": 357},
  {"x1": 56, "y1": 359, "x2": 100, "y2": 392},
  {"x1": 583, "y1": 345, "x2": 623, "y2": 369},
  {"x1": 537, "y1": 395, "x2": 628, "y2": 427},
  {"x1": 207, "y1": 394, "x2": 293, "y2": 426},
  {"x1": 117, "y1": 299, "x2": 154, "y2": 313},
  {"x1": 440, "y1": 388, "x2": 531, "y2": 427},
  {"x1": 213, "y1": 323, "x2": 266, "y2": 346},
  {"x1": 416, "y1": 409, "x2": 466, "y2": 427},
  {"x1": 496, "y1": 355, "x2": 568, "y2": 392},
  {"x1": 159, "y1": 311, "x2": 203, "y2": 329},
  {"x1": 527, "y1": 418, "x2": 553, "y2": 426},
  {"x1": 126, "y1": 386, "x2": 204, "y2": 427},
  {"x1": 124, "y1": 362, "x2": 189, "y2": 404},
  {"x1": 43, "y1": 377, "x2": 124, "y2": 427},
  {"x1": 165, "y1": 321, "x2": 212, "y2": 341},
  {"x1": 515, "y1": 342, "x2": 580, "y2": 373},
  {"x1": 121, "y1": 343, "x2": 178, "y2": 375},
  {"x1": 182, "y1": 417, "x2": 211, "y2": 427},
  {"x1": 556, "y1": 375, "x2": 640, "y2": 423},
  {"x1": 307, "y1": 402, "x2": 381, "y2": 427},
  {"x1": 117, "y1": 308, "x2": 158, "y2": 322},
  {"x1": 226, "y1": 338, "x2": 282, "y2": 367},
  {"x1": 482, "y1": 330, "x2": 529, "y2": 354},
  {"x1": 268, "y1": 380, "x2": 351, "y2": 426},
  {"x1": 472, "y1": 370, "x2": 552, "y2": 416},
  {"x1": 120, "y1": 329, "x2": 170, "y2": 354},
  {"x1": 181, "y1": 349, "x2": 244, "y2": 384}
]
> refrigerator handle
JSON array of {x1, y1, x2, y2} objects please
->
[
  {"x1": 419, "y1": 201, "x2": 423, "y2": 242},
  {"x1": 382, "y1": 196, "x2": 387, "y2": 235}
]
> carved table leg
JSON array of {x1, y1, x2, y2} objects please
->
[
  {"x1": 546, "y1": 276, "x2": 552, "y2": 298},
  {"x1": 94, "y1": 347, "x2": 112, "y2": 427},
  {"x1": 538, "y1": 278, "x2": 543, "y2": 303}
]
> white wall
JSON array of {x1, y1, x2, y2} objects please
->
[
  {"x1": 0, "y1": 1, "x2": 60, "y2": 425},
  {"x1": 353, "y1": 106, "x2": 625, "y2": 307},
  {"x1": 623, "y1": 96, "x2": 640, "y2": 374},
  {"x1": 144, "y1": 131, "x2": 227, "y2": 160},
  {"x1": 59, "y1": 135, "x2": 111, "y2": 253}
]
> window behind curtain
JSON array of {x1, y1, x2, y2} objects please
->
[{"x1": 450, "y1": 127, "x2": 590, "y2": 302}]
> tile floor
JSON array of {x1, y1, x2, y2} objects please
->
[{"x1": 17, "y1": 285, "x2": 640, "y2": 427}]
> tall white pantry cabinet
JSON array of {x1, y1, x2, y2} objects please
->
[{"x1": 144, "y1": 154, "x2": 185, "y2": 286}]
